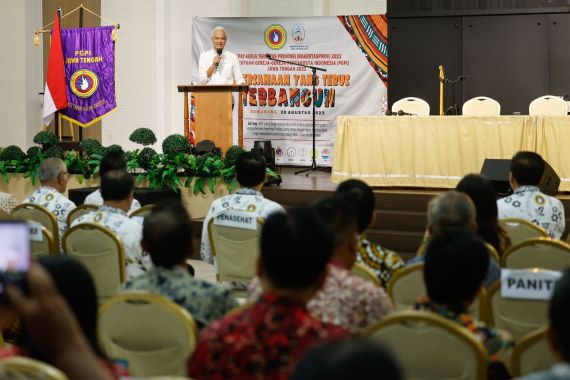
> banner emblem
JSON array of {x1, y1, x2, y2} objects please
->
[
  {"x1": 264, "y1": 24, "x2": 287, "y2": 50},
  {"x1": 70, "y1": 69, "x2": 99, "y2": 98}
]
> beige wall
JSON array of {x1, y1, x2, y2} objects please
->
[{"x1": 0, "y1": 0, "x2": 43, "y2": 149}]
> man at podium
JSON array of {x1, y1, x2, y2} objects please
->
[{"x1": 198, "y1": 26, "x2": 245, "y2": 85}]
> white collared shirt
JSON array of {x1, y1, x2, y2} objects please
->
[
  {"x1": 200, "y1": 188, "x2": 284, "y2": 264},
  {"x1": 83, "y1": 188, "x2": 141, "y2": 215},
  {"x1": 198, "y1": 49, "x2": 245, "y2": 85},
  {"x1": 71, "y1": 205, "x2": 152, "y2": 279},
  {"x1": 23, "y1": 186, "x2": 76, "y2": 245},
  {"x1": 498, "y1": 185, "x2": 565, "y2": 239}
]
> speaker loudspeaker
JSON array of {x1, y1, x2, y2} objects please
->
[{"x1": 480, "y1": 158, "x2": 560, "y2": 196}]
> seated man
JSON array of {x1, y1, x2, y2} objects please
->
[
  {"x1": 416, "y1": 229, "x2": 513, "y2": 376},
  {"x1": 497, "y1": 151, "x2": 565, "y2": 239},
  {"x1": 72, "y1": 170, "x2": 151, "y2": 279},
  {"x1": 23, "y1": 158, "x2": 75, "y2": 245},
  {"x1": 520, "y1": 268, "x2": 570, "y2": 380},
  {"x1": 407, "y1": 191, "x2": 500, "y2": 288},
  {"x1": 335, "y1": 179, "x2": 405, "y2": 287},
  {"x1": 122, "y1": 199, "x2": 237, "y2": 329},
  {"x1": 83, "y1": 151, "x2": 141, "y2": 214},
  {"x1": 200, "y1": 151, "x2": 284, "y2": 265},
  {"x1": 189, "y1": 207, "x2": 349, "y2": 379},
  {"x1": 249, "y1": 196, "x2": 393, "y2": 334}
]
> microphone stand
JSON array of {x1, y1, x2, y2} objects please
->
[
  {"x1": 266, "y1": 54, "x2": 327, "y2": 177},
  {"x1": 444, "y1": 75, "x2": 467, "y2": 115}
]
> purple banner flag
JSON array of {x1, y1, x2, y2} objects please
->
[{"x1": 59, "y1": 26, "x2": 116, "y2": 127}]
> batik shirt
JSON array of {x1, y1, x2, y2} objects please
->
[
  {"x1": 249, "y1": 262, "x2": 393, "y2": 334},
  {"x1": 497, "y1": 185, "x2": 565, "y2": 239},
  {"x1": 23, "y1": 185, "x2": 76, "y2": 245},
  {"x1": 357, "y1": 236, "x2": 405, "y2": 287},
  {"x1": 414, "y1": 298, "x2": 514, "y2": 363},
  {"x1": 122, "y1": 265, "x2": 238, "y2": 329},
  {"x1": 519, "y1": 363, "x2": 570, "y2": 380},
  {"x1": 83, "y1": 189, "x2": 141, "y2": 215},
  {"x1": 188, "y1": 293, "x2": 349, "y2": 380},
  {"x1": 71, "y1": 205, "x2": 152, "y2": 279},
  {"x1": 0, "y1": 192, "x2": 17, "y2": 214},
  {"x1": 200, "y1": 187, "x2": 285, "y2": 264}
]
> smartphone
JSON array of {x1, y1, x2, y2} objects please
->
[{"x1": 0, "y1": 221, "x2": 31, "y2": 300}]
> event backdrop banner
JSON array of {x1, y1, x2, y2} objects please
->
[
  {"x1": 192, "y1": 16, "x2": 388, "y2": 166},
  {"x1": 60, "y1": 26, "x2": 117, "y2": 127}
]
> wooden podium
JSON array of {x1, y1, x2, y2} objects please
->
[{"x1": 177, "y1": 84, "x2": 249, "y2": 154}]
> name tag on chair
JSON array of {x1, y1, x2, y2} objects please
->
[
  {"x1": 27, "y1": 221, "x2": 43, "y2": 242},
  {"x1": 501, "y1": 268, "x2": 562, "y2": 300},
  {"x1": 214, "y1": 210, "x2": 257, "y2": 230}
]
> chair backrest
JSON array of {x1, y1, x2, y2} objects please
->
[
  {"x1": 0, "y1": 357, "x2": 68, "y2": 380},
  {"x1": 208, "y1": 217, "x2": 263, "y2": 282},
  {"x1": 502, "y1": 237, "x2": 570, "y2": 271},
  {"x1": 387, "y1": 264, "x2": 425, "y2": 311},
  {"x1": 98, "y1": 292, "x2": 198, "y2": 377},
  {"x1": 510, "y1": 326, "x2": 555, "y2": 377},
  {"x1": 351, "y1": 262, "x2": 380, "y2": 286},
  {"x1": 487, "y1": 280, "x2": 549, "y2": 341},
  {"x1": 499, "y1": 218, "x2": 548, "y2": 246},
  {"x1": 129, "y1": 204, "x2": 154, "y2": 219},
  {"x1": 67, "y1": 204, "x2": 98, "y2": 226},
  {"x1": 529, "y1": 95, "x2": 568, "y2": 116},
  {"x1": 392, "y1": 97, "x2": 430, "y2": 116},
  {"x1": 63, "y1": 223, "x2": 125, "y2": 300},
  {"x1": 462, "y1": 96, "x2": 501, "y2": 116},
  {"x1": 31, "y1": 226, "x2": 56, "y2": 258},
  {"x1": 365, "y1": 310, "x2": 487, "y2": 380},
  {"x1": 11, "y1": 203, "x2": 59, "y2": 252},
  {"x1": 485, "y1": 243, "x2": 500, "y2": 264}
]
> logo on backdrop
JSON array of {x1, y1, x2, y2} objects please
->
[
  {"x1": 264, "y1": 24, "x2": 287, "y2": 50},
  {"x1": 298, "y1": 147, "x2": 308, "y2": 158},
  {"x1": 321, "y1": 148, "x2": 330, "y2": 161},
  {"x1": 70, "y1": 69, "x2": 99, "y2": 98},
  {"x1": 275, "y1": 147, "x2": 283, "y2": 157},
  {"x1": 292, "y1": 24, "x2": 305, "y2": 44},
  {"x1": 287, "y1": 147, "x2": 296, "y2": 158}
]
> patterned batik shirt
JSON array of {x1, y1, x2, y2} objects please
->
[
  {"x1": 83, "y1": 189, "x2": 141, "y2": 215},
  {"x1": 122, "y1": 265, "x2": 238, "y2": 329},
  {"x1": 414, "y1": 298, "x2": 514, "y2": 363},
  {"x1": 188, "y1": 293, "x2": 349, "y2": 380},
  {"x1": 0, "y1": 192, "x2": 17, "y2": 214},
  {"x1": 200, "y1": 187, "x2": 285, "y2": 264},
  {"x1": 497, "y1": 185, "x2": 565, "y2": 239},
  {"x1": 23, "y1": 186, "x2": 76, "y2": 245},
  {"x1": 71, "y1": 205, "x2": 152, "y2": 279},
  {"x1": 249, "y1": 262, "x2": 393, "y2": 334},
  {"x1": 357, "y1": 236, "x2": 405, "y2": 287}
]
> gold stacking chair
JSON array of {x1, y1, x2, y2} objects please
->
[
  {"x1": 0, "y1": 357, "x2": 68, "y2": 380},
  {"x1": 11, "y1": 203, "x2": 59, "y2": 253},
  {"x1": 502, "y1": 238, "x2": 570, "y2": 271},
  {"x1": 67, "y1": 204, "x2": 98, "y2": 226},
  {"x1": 351, "y1": 262, "x2": 381, "y2": 286},
  {"x1": 499, "y1": 218, "x2": 548, "y2": 246},
  {"x1": 511, "y1": 326, "x2": 555, "y2": 377}
]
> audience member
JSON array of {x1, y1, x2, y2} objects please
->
[
  {"x1": 84, "y1": 151, "x2": 141, "y2": 214},
  {"x1": 407, "y1": 191, "x2": 500, "y2": 288},
  {"x1": 6, "y1": 263, "x2": 114, "y2": 380},
  {"x1": 249, "y1": 196, "x2": 393, "y2": 334},
  {"x1": 335, "y1": 179, "x2": 404, "y2": 287},
  {"x1": 22, "y1": 158, "x2": 75, "y2": 245},
  {"x1": 0, "y1": 191, "x2": 17, "y2": 214},
  {"x1": 497, "y1": 151, "x2": 565, "y2": 239},
  {"x1": 456, "y1": 174, "x2": 511, "y2": 256},
  {"x1": 520, "y1": 268, "x2": 570, "y2": 380},
  {"x1": 189, "y1": 207, "x2": 349, "y2": 379},
  {"x1": 122, "y1": 199, "x2": 237, "y2": 329},
  {"x1": 200, "y1": 150, "x2": 284, "y2": 265},
  {"x1": 290, "y1": 339, "x2": 403, "y2": 380},
  {"x1": 72, "y1": 170, "x2": 151, "y2": 279},
  {"x1": 415, "y1": 229, "x2": 513, "y2": 377}
]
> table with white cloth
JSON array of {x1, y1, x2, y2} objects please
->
[{"x1": 332, "y1": 115, "x2": 570, "y2": 191}]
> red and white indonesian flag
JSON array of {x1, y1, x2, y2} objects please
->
[{"x1": 42, "y1": 11, "x2": 68, "y2": 125}]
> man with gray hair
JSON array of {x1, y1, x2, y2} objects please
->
[
  {"x1": 198, "y1": 26, "x2": 245, "y2": 85},
  {"x1": 406, "y1": 191, "x2": 500, "y2": 287},
  {"x1": 22, "y1": 157, "x2": 76, "y2": 247}
]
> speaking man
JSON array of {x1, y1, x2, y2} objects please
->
[{"x1": 198, "y1": 26, "x2": 245, "y2": 85}]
